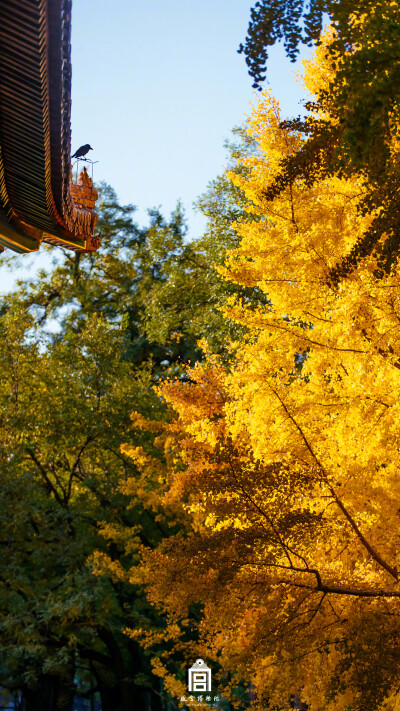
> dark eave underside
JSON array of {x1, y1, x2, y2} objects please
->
[
  {"x1": 0, "y1": 0, "x2": 55, "y2": 233},
  {"x1": 0, "y1": 0, "x2": 91, "y2": 252}
]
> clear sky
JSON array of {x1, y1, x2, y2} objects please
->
[
  {"x1": 0, "y1": 0, "x2": 310, "y2": 292},
  {"x1": 71, "y1": 0, "x2": 308, "y2": 236}
]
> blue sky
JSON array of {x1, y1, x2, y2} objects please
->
[
  {"x1": 0, "y1": 0, "x2": 310, "y2": 292},
  {"x1": 71, "y1": 0, "x2": 308, "y2": 236}
]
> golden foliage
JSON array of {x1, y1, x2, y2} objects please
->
[{"x1": 123, "y1": 41, "x2": 400, "y2": 711}]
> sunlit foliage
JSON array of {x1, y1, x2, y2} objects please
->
[
  {"x1": 132, "y1": 42, "x2": 400, "y2": 711},
  {"x1": 240, "y1": 1, "x2": 400, "y2": 275}
]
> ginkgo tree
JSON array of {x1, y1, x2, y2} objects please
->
[{"x1": 131, "y1": 39, "x2": 400, "y2": 711}]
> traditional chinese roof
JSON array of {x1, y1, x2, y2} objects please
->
[{"x1": 0, "y1": 0, "x2": 99, "y2": 254}]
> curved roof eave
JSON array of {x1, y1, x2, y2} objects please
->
[{"x1": 0, "y1": 0, "x2": 99, "y2": 254}]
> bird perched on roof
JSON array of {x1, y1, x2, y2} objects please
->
[{"x1": 71, "y1": 144, "x2": 93, "y2": 159}]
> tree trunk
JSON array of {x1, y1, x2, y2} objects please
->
[
  {"x1": 22, "y1": 667, "x2": 75, "y2": 711},
  {"x1": 90, "y1": 630, "x2": 166, "y2": 711},
  {"x1": 98, "y1": 681, "x2": 161, "y2": 711}
]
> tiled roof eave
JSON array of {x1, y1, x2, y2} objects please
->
[{"x1": 0, "y1": 0, "x2": 99, "y2": 254}]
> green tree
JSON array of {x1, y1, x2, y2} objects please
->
[
  {"x1": 14, "y1": 183, "x2": 241, "y2": 371},
  {"x1": 0, "y1": 189, "x2": 190, "y2": 710},
  {"x1": 0, "y1": 173, "x2": 254, "y2": 709},
  {"x1": 0, "y1": 307, "x2": 178, "y2": 711}
]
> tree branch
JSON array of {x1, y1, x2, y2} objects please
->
[{"x1": 270, "y1": 387, "x2": 399, "y2": 583}]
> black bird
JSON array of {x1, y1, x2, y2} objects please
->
[{"x1": 71, "y1": 144, "x2": 93, "y2": 159}]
